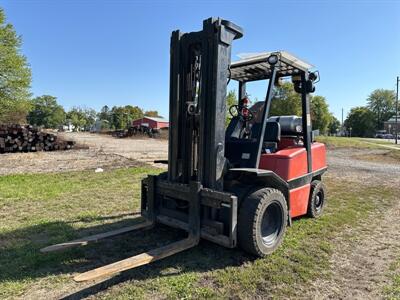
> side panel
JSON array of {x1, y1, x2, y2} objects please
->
[
  {"x1": 259, "y1": 147, "x2": 307, "y2": 180},
  {"x1": 311, "y1": 142, "x2": 327, "y2": 172},
  {"x1": 289, "y1": 184, "x2": 310, "y2": 218},
  {"x1": 259, "y1": 143, "x2": 327, "y2": 180}
]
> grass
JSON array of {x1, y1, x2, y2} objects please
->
[
  {"x1": 316, "y1": 136, "x2": 395, "y2": 149},
  {"x1": 0, "y1": 168, "x2": 398, "y2": 299},
  {"x1": 363, "y1": 138, "x2": 400, "y2": 146},
  {"x1": 385, "y1": 259, "x2": 400, "y2": 299},
  {"x1": 317, "y1": 136, "x2": 400, "y2": 162}
]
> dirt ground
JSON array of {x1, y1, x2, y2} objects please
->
[
  {"x1": 59, "y1": 132, "x2": 168, "y2": 164},
  {"x1": 0, "y1": 132, "x2": 168, "y2": 175},
  {"x1": 1, "y1": 132, "x2": 399, "y2": 298},
  {"x1": 303, "y1": 148, "x2": 400, "y2": 299}
]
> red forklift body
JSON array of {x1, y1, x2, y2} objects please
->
[{"x1": 259, "y1": 142, "x2": 327, "y2": 217}]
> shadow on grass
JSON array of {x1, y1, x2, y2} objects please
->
[{"x1": 0, "y1": 216, "x2": 250, "y2": 299}]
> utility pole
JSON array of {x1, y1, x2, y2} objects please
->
[
  {"x1": 396, "y1": 76, "x2": 399, "y2": 145},
  {"x1": 341, "y1": 108, "x2": 343, "y2": 125},
  {"x1": 341, "y1": 108, "x2": 344, "y2": 136}
]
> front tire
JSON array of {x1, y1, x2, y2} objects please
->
[
  {"x1": 307, "y1": 180, "x2": 327, "y2": 218},
  {"x1": 238, "y1": 188, "x2": 288, "y2": 257}
]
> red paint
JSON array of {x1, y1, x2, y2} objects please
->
[
  {"x1": 131, "y1": 117, "x2": 169, "y2": 129},
  {"x1": 259, "y1": 147, "x2": 307, "y2": 180},
  {"x1": 310, "y1": 142, "x2": 327, "y2": 172},
  {"x1": 278, "y1": 137, "x2": 297, "y2": 150},
  {"x1": 259, "y1": 142, "x2": 327, "y2": 180},
  {"x1": 289, "y1": 184, "x2": 311, "y2": 218},
  {"x1": 258, "y1": 142, "x2": 327, "y2": 218}
]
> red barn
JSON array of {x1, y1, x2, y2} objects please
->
[{"x1": 131, "y1": 116, "x2": 169, "y2": 129}]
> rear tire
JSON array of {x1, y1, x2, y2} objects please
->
[
  {"x1": 238, "y1": 188, "x2": 288, "y2": 257},
  {"x1": 307, "y1": 180, "x2": 327, "y2": 218}
]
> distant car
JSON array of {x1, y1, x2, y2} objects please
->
[
  {"x1": 383, "y1": 134, "x2": 394, "y2": 139},
  {"x1": 375, "y1": 133, "x2": 384, "y2": 138}
]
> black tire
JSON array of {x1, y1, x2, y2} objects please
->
[
  {"x1": 307, "y1": 180, "x2": 327, "y2": 218},
  {"x1": 238, "y1": 188, "x2": 288, "y2": 257}
]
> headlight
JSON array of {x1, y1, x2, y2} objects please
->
[{"x1": 267, "y1": 54, "x2": 279, "y2": 65}]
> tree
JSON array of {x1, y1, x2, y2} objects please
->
[
  {"x1": 344, "y1": 106, "x2": 375, "y2": 137},
  {"x1": 310, "y1": 95, "x2": 330, "y2": 134},
  {"x1": 269, "y1": 82, "x2": 302, "y2": 116},
  {"x1": 0, "y1": 8, "x2": 32, "y2": 123},
  {"x1": 144, "y1": 110, "x2": 160, "y2": 117},
  {"x1": 110, "y1": 105, "x2": 143, "y2": 129},
  {"x1": 269, "y1": 83, "x2": 331, "y2": 133},
  {"x1": 367, "y1": 89, "x2": 396, "y2": 129},
  {"x1": 126, "y1": 105, "x2": 144, "y2": 120},
  {"x1": 328, "y1": 114, "x2": 341, "y2": 135},
  {"x1": 226, "y1": 90, "x2": 237, "y2": 126},
  {"x1": 98, "y1": 105, "x2": 111, "y2": 122},
  {"x1": 67, "y1": 106, "x2": 96, "y2": 131},
  {"x1": 67, "y1": 107, "x2": 86, "y2": 131},
  {"x1": 83, "y1": 107, "x2": 97, "y2": 128},
  {"x1": 27, "y1": 95, "x2": 65, "y2": 128}
]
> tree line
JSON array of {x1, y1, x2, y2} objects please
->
[
  {"x1": 27, "y1": 95, "x2": 160, "y2": 131},
  {"x1": 344, "y1": 89, "x2": 397, "y2": 137}
]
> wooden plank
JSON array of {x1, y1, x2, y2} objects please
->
[
  {"x1": 74, "y1": 237, "x2": 197, "y2": 282},
  {"x1": 40, "y1": 220, "x2": 152, "y2": 253}
]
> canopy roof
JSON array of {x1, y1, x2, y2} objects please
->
[{"x1": 230, "y1": 51, "x2": 314, "y2": 82}]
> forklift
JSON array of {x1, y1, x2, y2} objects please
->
[{"x1": 41, "y1": 17, "x2": 327, "y2": 281}]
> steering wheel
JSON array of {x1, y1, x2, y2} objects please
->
[{"x1": 229, "y1": 105, "x2": 254, "y2": 121}]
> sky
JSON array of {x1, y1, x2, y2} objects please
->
[{"x1": 1, "y1": 0, "x2": 399, "y2": 121}]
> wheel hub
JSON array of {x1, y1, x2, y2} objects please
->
[
  {"x1": 261, "y1": 202, "x2": 283, "y2": 246},
  {"x1": 315, "y1": 191, "x2": 324, "y2": 211}
]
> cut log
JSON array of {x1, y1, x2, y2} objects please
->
[{"x1": 0, "y1": 124, "x2": 75, "y2": 153}]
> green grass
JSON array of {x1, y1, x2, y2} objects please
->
[
  {"x1": 363, "y1": 138, "x2": 400, "y2": 146},
  {"x1": 316, "y1": 136, "x2": 395, "y2": 149},
  {"x1": 0, "y1": 168, "x2": 397, "y2": 299},
  {"x1": 385, "y1": 259, "x2": 400, "y2": 299},
  {"x1": 317, "y1": 136, "x2": 400, "y2": 162}
]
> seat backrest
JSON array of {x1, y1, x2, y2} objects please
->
[{"x1": 264, "y1": 121, "x2": 281, "y2": 142}]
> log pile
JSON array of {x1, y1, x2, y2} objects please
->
[{"x1": 0, "y1": 124, "x2": 75, "y2": 153}]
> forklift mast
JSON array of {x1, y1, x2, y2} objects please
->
[{"x1": 168, "y1": 18, "x2": 243, "y2": 191}]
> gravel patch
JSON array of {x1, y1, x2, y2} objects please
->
[
  {"x1": 303, "y1": 148, "x2": 400, "y2": 299},
  {"x1": 327, "y1": 148, "x2": 400, "y2": 186}
]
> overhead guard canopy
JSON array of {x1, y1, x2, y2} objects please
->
[{"x1": 230, "y1": 51, "x2": 313, "y2": 82}]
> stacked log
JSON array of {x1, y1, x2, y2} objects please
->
[{"x1": 0, "y1": 124, "x2": 75, "y2": 153}]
